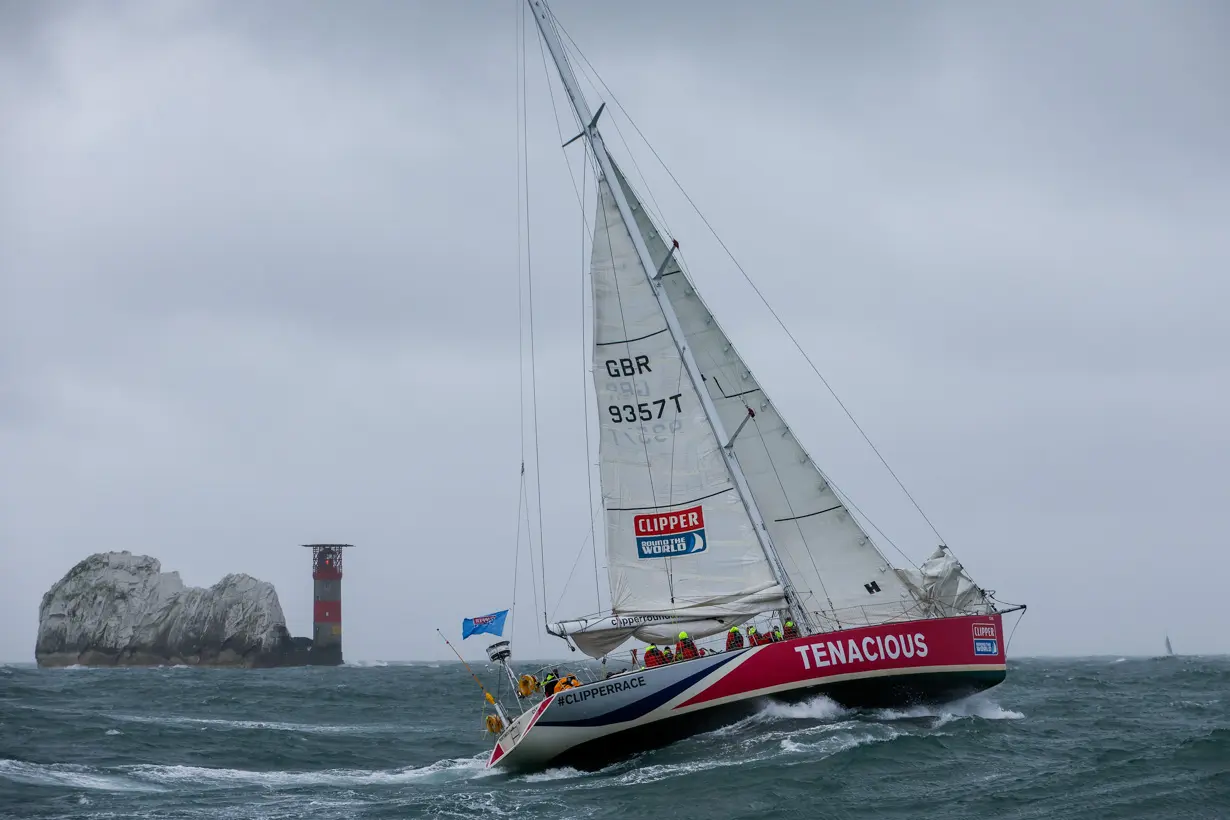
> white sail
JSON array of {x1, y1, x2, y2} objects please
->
[
  {"x1": 608, "y1": 167, "x2": 988, "y2": 630},
  {"x1": 576, "y1": 176, "x2": 787, "y2": 655},
  {"x1": 1165, "y1": 635, "x2": 1174, "y2": 656}
]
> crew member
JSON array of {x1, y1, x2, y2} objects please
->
[
  {"x1": 783, "y1": 619, "x2": 800, "y2": 640},
  {"x1": 644, "y1": 644, "x2": 666, "y2": 667},
  {"x1": 747, "y1": 626, "x2": 762, "y2": 646},
  {"x1": 675, "y1": 631, "x2": 699, "y2": 661},
  {"x1": 662, "y1": 646, "x2": 675, "y2": 663},
  {"x1": 772, "y1": 625, "x2": 783, "y2": 642},
  {"x1": 726, "y1": 626, "x2": 745, "y2": 651},
  {"x1": 543, "y1": 669, "x2": 560, "y2": 695}
]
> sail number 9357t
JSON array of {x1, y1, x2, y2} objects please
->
[
  {"x1": 603, "y1": 357, "x2": 682, "y2": 424},
  {"x1": 608, "y1": 395, "x2": 683, "y2": 424}
]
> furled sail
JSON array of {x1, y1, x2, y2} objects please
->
[
  {"x1": 566, "y1": 176, "x2": 787, "y2": 657},
  {"x1": 609, "y1": 165, "x2": 945, "y2": 631},
  {"x1": 892, "y1": 546, "x2": 995, "y2": 618}
]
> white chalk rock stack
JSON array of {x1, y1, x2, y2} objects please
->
[{"x1": 36, "y1": 551, "x2": 295, "y2": 667}]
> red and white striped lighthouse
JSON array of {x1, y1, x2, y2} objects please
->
[{"x1": 303, "y1": 544, "x2": 353, "y2": 665}]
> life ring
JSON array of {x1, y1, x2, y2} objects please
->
[
  {"x1": 485, "y1": 714, "x2": 504, "y2": 734},
  {"x1": 517, "y1": 674, "x2": 539, "y2": 698}
]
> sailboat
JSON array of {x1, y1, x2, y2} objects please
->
[
  {"x1": 481, "y1": 0, "x2": 1025, "y2": 773},
  {"x1": 1165, "y1": 635, "x2": 1175, "y2": 657}
]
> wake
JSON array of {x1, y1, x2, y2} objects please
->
[{"x1": 0, "y1": 754, "x2": 498, "y2": 793}]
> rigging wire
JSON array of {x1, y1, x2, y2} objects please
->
[
  {"x1": 548, "y1": 16, "x2": 949, "y2": 550},
  {"x1": 551, "y1": 531, "x2": 593, "y2": 621},
  {"x1": 509, "y1": 467, "x2": 524, "y2": 642},
  {"x1": 521, "y1": 7, "x2": 551, "y2": 629},
  {"x1": 529, "y1": 20, "x2": 605, "y2": 615},
  {"x1": 549, "y1": 508, "x2": 607, "y2": 621},
  {"x1": 516, "y1": 1, "x2": 543, "y2": 629}
]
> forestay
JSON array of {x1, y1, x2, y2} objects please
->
[
  {"x1": 565, "y1": 177, "x2": 787, "y2": 658},
  {"x1": 608, "y1": 166, "x2": 927, "y2": 631}
]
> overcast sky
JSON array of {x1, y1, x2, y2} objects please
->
[{"x1": 2, "y1": 0, "x2": 1227, "y2": 664}]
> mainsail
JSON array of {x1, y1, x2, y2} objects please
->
[{"x1": 554, "y1": 178, "x2": 788, "y2": 658}]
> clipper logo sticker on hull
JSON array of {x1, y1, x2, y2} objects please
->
[{"x1": 972, "y1": 623, "x2": 999, "y2": 656}]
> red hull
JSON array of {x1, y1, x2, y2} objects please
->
[
  {"x1": 489, "y1": 613, "x2": 1009, "y2": 772},
  {"x1": 680, "y1": 612, "x2": 1007, "y2": 709}
]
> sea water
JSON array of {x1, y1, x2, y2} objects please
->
[{"x1": 1, "y1": 656, "x2": 1226, "y2": 819}]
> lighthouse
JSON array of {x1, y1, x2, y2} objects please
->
[{"x1": 303, "y1": 544, "x2": 353, "y2": 665}]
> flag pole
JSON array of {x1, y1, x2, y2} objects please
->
[{"x1": 436, "y1": 628, "x2": 496, "y2": 707}]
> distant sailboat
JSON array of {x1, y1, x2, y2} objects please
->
[
  {"x1": 478, "y1": 0, "x2": 1026, "y2": 773},
  {"x1": 1165, "y1": 635, "x2": 1175, "y2": 657}
]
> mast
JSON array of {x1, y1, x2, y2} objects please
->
[{"x1": 525, "y1": 0, "x2": 812, "y2": 634}]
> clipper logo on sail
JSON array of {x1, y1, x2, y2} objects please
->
[{"x1": 634, "y1": 506, "x2": 707, "y2": 559}]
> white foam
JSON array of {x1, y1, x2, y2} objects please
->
[
  {"x1": 780, "y1": 729, "x2": 895, "y2": 756},
  {"x1": 611, "y1": 755, "x2": 746, "y2": 786},
  {"x1": 872, "y1": 694, "x2": 1024, "y2": 724},
  {"x1": 519, "y1": 766, "x2": 586, "y2": 782},
  {"x1": 0, "y1": 760, "x2": 166, "y2": 792},
  {"x1": 122, "y1": 754, "x2": 496, "y2": 789},
  {"x1": 105, "y1": 729, "x2": 122, "y2": 736},
  {"x1": 759, "y1": 695, "x2": 849, "y2": 722}
]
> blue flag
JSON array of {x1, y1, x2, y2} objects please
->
[{"x1": 462, "y1": 609, "x2": 508, "y2": 639}]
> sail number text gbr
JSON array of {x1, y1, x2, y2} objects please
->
[{"x1": 604, "y1": 357, "x2": 682, "y2": 424}]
